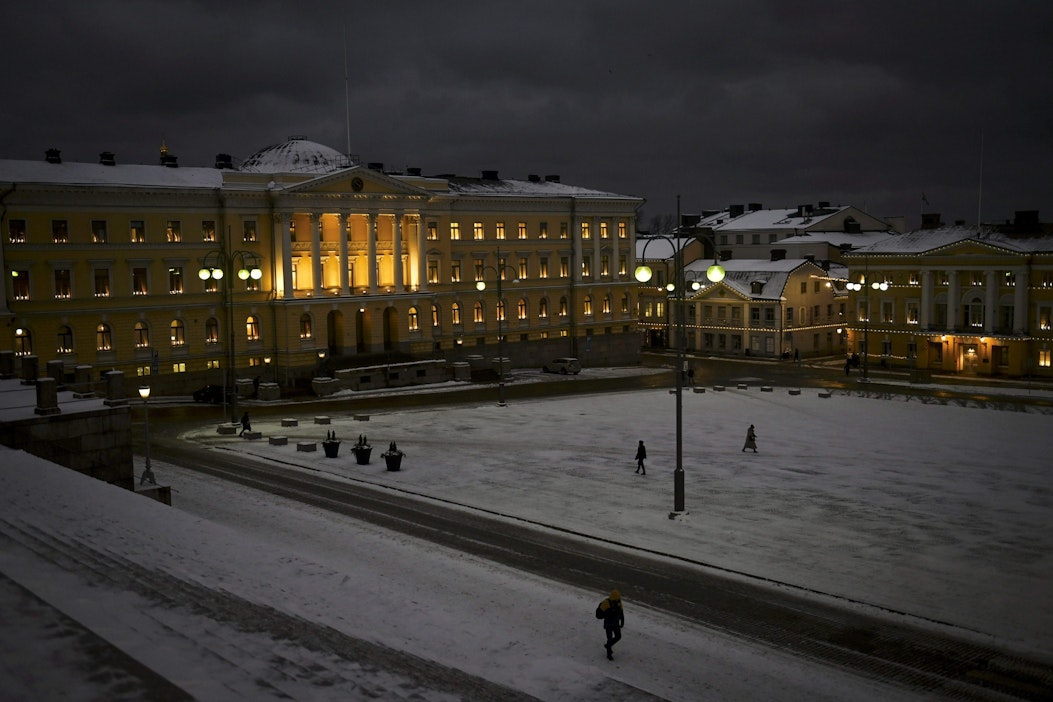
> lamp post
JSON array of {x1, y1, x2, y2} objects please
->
[
  {"x1": 198, "y1": 248, "x2": 262, "y2": 424},
  {"x1": 635, "y1": 205, "x2": 725, "y2": 513},
  {"x1": 475, "y1": 246, "x2": 519, "y2": 406},
  {"x1": 846, "y1": 261, "x2": 887, "y2": 382},
  {"x1": 138, "y1": 385, "x2": 156, "y2": 486},
  {"x1": 264, "y1": 356, "x2": 272, "y2": 384}
]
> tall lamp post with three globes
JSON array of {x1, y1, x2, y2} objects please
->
[{"x1": 475, "y1": 246, "x2": 519, "y2": 406}]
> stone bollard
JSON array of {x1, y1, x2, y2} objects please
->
[
  {"x1": 46, "y1": 359, "x2": 65, "y2": 385},
  {"x1": 21, "y1": 355, "x2": 39, "y2": 385},
  {"x1": 103, "y1": 370, "x2": 127, "y2": 406},
  {"x1": 0, "y1": 350, "x2": 15, "y2": 379},
  {"x1": 74, "y1": 365, "x2": 94, "y2": 397},
  {"x1": 34, "y1": 377, "x2": 61, "y2": 416}
]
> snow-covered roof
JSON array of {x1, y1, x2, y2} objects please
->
[
  {"x1": 684, "y1": 258, "x2": 823, "y2": 300},
  {"x1": 778, "y1": 230, "x2": 894, "y2": 249},
  {"x1": 445, "y1": 176, "x2": 639, "y2": 200},
  {"x1": 240, "y1": 136, "x2": 354, "y2": 174},
  {"x1": 851, "y1": 226, "x2": 1053, "y2": 255},
  {"x1": 0, "y1": 159, "x2": 224, "y2": 188}
]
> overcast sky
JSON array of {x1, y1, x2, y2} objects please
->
[{"x1": 3, "y1": 1, "x2": 1050, "y2": 229}]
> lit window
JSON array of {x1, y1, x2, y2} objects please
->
[
  {"x1": 92, "y1": 220, "x2": 108, "y2": 243},
  {"x1": 130, "y1": 220, "x2": 145, "y2": 243},
  {"x1": 602, "y1": 295, "x2": 611, "y2": 314},
  {"x1": 54, "y1": 269, "x2": 71, "y2": 299},
  {"x1": 14, "y1": 328, "x2": 32, "y2": 356},
  {"x1": 134, "y1": 321, "x2": 150, "y2": 349},
  {"x1": 52, "y1": 220, "x2": 68, "y2": 243},
  {"x1": 408, "y1": 306, "x2": 420, "y2": 331},
  {"x1": 518, "y1": 222, "x2": 527, "y2": 239},
  {"x1": 618, "y1": 222, "x2": 627, "y2": 239},
  {"x1": 132, "y1": 267, "x2": 148, "y2": 295},
  {"x1": 245, "y1": 315, "x2": 260, "y2": 342},
  {"x1": 1039, "y1": 348, "x2": 1051, "y2": 368},
  {"x1": 600, "y1": 222, "x2": 609, "y2": 239},
  {"x1": 56, "y1": 325, "x2": 73, "y2": 353},
  {"x1": 96, "y1": 323, "x2": 112, "y2": 351},
  {"x1": 205, "y1": 318, "x2": 220, "y2": 344},
  {"x1": 451, "y1": 261, "x2": 461, "y2": 283},
  {"x1": 243, "y1": 220, "x2": 257, "y2": 242},
  {"x1": 427, "y1": 222, "x2": 438, "y2": 240},
  {"x1": 169, "y1": 267, "x2": 184, "y2": 294},
  {"x1": 432, "y1": 304, "x2": 440, "y2": 328},
  {"x1": 94, "y1": 268, "x2": 110, "y2": 297},
  {"x1": 170, "y1": 319, "x2": 185, "y2": 346},
  {"x1": 474, "y1": 301, "x2": 485, "y2": 323},
  {"x1": 473, "y1": 222, "x2": 484, "y2": 240},
  {"x1": 12, "y1": 270, "x2": 30, "y2": 300},
  {"x1": 171, "y1": 362, "x2": 186, "y2": 373},
  {"x1": 428, "y1": 260, "x2": 439, "y2": 284},
  {"x1": 452, "y1": 302, "x2": 462, "y2": 325},
  {"x1": 299, "y1": 314, "x2": 313, "y2": 340},
  {"x1": 495, "y1": 222, "x2": 505, "y2": 240},
  {"x1": 518, "y1": 298, "x2": 527, "y2": 320},
  {"x1": 582, "y1": 256, "x2": 591, "y2": 277},
  {"x1": 166, "y1": 220, "x2": 182, "y2": 242},
  {"x1": 559, "y1": 296, "x2": 568, "y2": 317},
  {"x1": 560, "y1": 257, "x2": 569, "y2": 278},
  {"x1": 496, "y1": 299, "x2": 506, "y2": 322},
  {"x1": 581, "y1": 222, "x2": 591, "y2": 239},
  {"x1": 450, "y1": 222, "x2": 461, "y2": 240},
  {"x1": 539, "y1": 222, "x2": 548, "y2": 239},
  {"x1": 8, "y1": 219, "x2": 26, "y2": 243},
  {"x1": 560, "y1": 223, "x2": 568, "y2": 239},
  {"x1": 539, "y1": 298, "x2": 549, "y2": 318},
  {"x1": 601, "y1": 255, "x2": 609, "y2": 276},
  {"x1": 519, "y1": 258, "x2": 528, "y2": 280},
  {"x1": 583, "y1": 295, "x2": 593, "y2": 315},
  {"x1": 202, "y1": 220, "x2": 216, "y2": 242}
]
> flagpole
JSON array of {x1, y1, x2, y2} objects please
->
[{"x1": 977, "y1": 128, "x2": 984, "y2": 227}]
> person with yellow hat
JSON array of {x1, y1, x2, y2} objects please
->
[{"x1": 595, "y1": 589, "x2": 624, "y2": 660}]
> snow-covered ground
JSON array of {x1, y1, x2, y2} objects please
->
[{"x1": 2, "y1": 376, "x2": 1052, "y2": 700}]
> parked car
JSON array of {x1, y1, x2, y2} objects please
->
[
  {"x1": 193, "y1": 384, "x2": 230, "y2": 403},
  {"x1": 543, "y1": 357, "x2": 581, "y2": 375}
]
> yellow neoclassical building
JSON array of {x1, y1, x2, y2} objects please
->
[
  {"x1": 842, "y1": 216, "x2": 1053, "y2": 378},
  {"x1": 1, "y1": 137, "x2": 643, "y2": 394}
]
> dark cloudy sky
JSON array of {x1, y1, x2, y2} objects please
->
[{"x1": 3, "y1": 1, "x2": 1050, "y2": 229}]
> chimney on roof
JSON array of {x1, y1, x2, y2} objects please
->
[
  {"x1": 1013, "y1": 210, "x2": 1040, "y2": 232},
  {"x1": 528, "y1": 174, "x2": 540, "y2": 183},
  {"x1": 99, "y1": 151, "x2": 116, "y2": 166},
  {"x1": 544, "y1": 174, "x2": 560, "y2": 183},
  {"x1": 45, "y1": 148, "x2": 62, "y2": 164},
  {"x1": 161, "y1": 154, "x2": 178, "y2": 167},
  {"x1": 729, "y1": 204, "x2": 745, "y2": 217},
  {"x1": 367, "y1": 162, "x2": 384, "y2": 171},
  {"x1": 921, "y1": 213, "x2": 943, "y2": 229},
  {"x1": 406, "y1": 167, "x2": 422, "y2": 176},
  {"x1": 818, "y1": 201, "x2": 830, "y2": 209},
  {"x1": 770, "y1": 249, "x2": 786, "y2": 261},
  {"x1": 481, "y1": 169, "x2": 499, "y2": 180},
  {"x1": 748, "y1": 202, "x2": 763, "y2": 211},
  {"x1": 214, "y1": 153, "x2": 233, "y2": 169}
]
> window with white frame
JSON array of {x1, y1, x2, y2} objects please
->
[
  {"x1": 245, "y1": 315, "x2": 260, "y2": 342},
  {"x1": 56, "y1": 325, "x2": 73, "y2": 354},
  {"x1": 170, "y1": 319, "x2": 185, "y2": 346},
  {"x1": 96, "y1": 323, "x2": 112, "y2": 351},
  {"x1": 206, "y1": 317, "x2": 220, "y2": 344}
]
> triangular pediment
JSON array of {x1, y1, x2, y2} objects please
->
[
  {"x1": 691, "y1": 281, "x2": 752, "y2": 302},
  {"x1": 286, "y1": 166, "x2": 433, "y2": 197},
  {"x1": 925, "y1": 239, "x2": 1020, "y2": 258}
]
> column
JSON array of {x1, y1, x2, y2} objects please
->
[
  {"x1": 367, "y1": 212, "x2": 378, "y2": 292},
  {"x1": 310, "y1": 214, "x2": 322, "y2": 296},
  {"x1": 571, "y1": 214, "x2": 582, "y2": 283},
  {"x1": 393, "y1": 211, "x2": 405, "y2": 292},
  {"x1": 274, "y1": 213, "x2": 295, "y2": 300},
  {"x1": 339, "y1": 212, "x2": 351, "y2": 296},
  {"x1": 984, "y1": 270, "x2": 998, "y2": 334},
  {"x1": 946, "y1": 270, "x2": 959, "y2": 331},
  {"x1": 592, "y1": 216, "x2": 602, "y2": 281},
  {"x1": 413, "y1": 214, "x2": 427, "y2": 292},
  {"x1": 1013, "y1": 267, "x2": 1028, "y2": 334},
  {"x1": 920, "y1": 270, "x2": 933, "y2": 330}
]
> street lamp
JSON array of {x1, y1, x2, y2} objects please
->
[
  {"x1": 138, "y1": 385, "x2": 156, "y2": 486},
  {"x1": 634, "y1": 205, "x2": 725, "y2": 514},
  {"x1": 846, "y1": 272, "x2": 887, "y2": 382},
  {"x1": 263, "y1": 356, "x2": 272, "y2": 384},
  {"x1": 474, "y1": 246, "x2": 519, "y2": 406},
  {"x1": 198, "y1": 248, "x2": 262, "y2": 424}
]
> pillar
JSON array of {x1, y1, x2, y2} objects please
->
[{"x1": 34, "y1": 377, "x2": 61, "y2": 416}]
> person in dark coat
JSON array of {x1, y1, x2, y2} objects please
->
[
  {"x1": 597, "y1": 589, "x2": 625, "y2": 660},
  {"x1": 239, "y1": 411, "x2": 251, "y2": 437},
  {"x1": 742, "y1": 424, "x2": 757, "y2": 452},
  {"x1": 634, "y1": 440, "x2": 647, "y2": 475}
]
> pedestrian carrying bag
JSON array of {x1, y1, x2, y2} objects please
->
[{"x1": 595, "y1": 602, "x2": 605, "y2": 619}]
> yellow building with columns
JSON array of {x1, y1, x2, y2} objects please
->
[{"x1": 1, "y1": 137, "x2": 643, "y2": 394}]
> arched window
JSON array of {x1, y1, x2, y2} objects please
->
[
  {"x1": 432, "y1": 304, "x2": 441, "y2": 329},
  {"x1": 539, "y1": 298, "x2": 549, "y2": 318},
  {"x1": 602, "y1": 295, "x2": 612, "y2": 314},
  {"x1": 205, "y1": 317, "x2": 220, "y2": 344},
  {"x1": 245, "y1": 315, "x2": 260, "y2": 342},
  {"x1": 170, "y1": 319, "x2": 185, "y2": 347},
  {"x1": 14, "y1": 327, "x2": 32, "y2": 356},
  {"x1": 473, "y1": 301, "x2": 485, "y2": 324},
  {"x1": 964, "y1": 294, "x2": 985, "y2": 328},
  {"x1": 451, "y1": 302, "x2": 462, "y2": 325},
  {"x1": 299, "y1": 313, "x2": 313, "y2": 340},
  {"x1": 496, "y1": 299, "x2": 506, "y2": 322},
  {"x1": 56, "y1": 325, "x2": 73, "y2": 354},
  {"x1": 133, "y1": 321, "x2": 150, "y2": 349},
  {"x1": 621, "y1": 294, "x2": 630, "y2": 314},
  {"x1": 583, "y1": 295, "x2": 593, "y2": 316},
  {"x1": 559, "y1": 296, "x2": 569, "y2": 317},
  {"x1": 517, "y1": 298, "x2": 528, "y2": 320},
  {"x1": 96, "y1": 323, "x2": 112, "y2": 351},
  {"x1": 408, "y1": 306, "x2": 420, "y2": 332}
]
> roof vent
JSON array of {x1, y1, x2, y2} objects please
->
[
  {"x1": 729, "y1": 204, "x2": 745, "y2": 218},
  {"x1": 367, "y1": 162, "x2": 384, "y2": 171},
  {"x1": 406, "y1": 167, "x2": 422, "y2": 176},
  {"x1": 215, "y1": 153, "x2": 234, "y2": 169},
  {"x1": 99, "y1": 151, "x2": 116, "y2": 166},
  {"x1": 748, "y1": 202, "x2": 763, "y2": 211},
  {"x1": 481, "y1": 169, "x2": 499, "y2": 180},
  {"x1": 528, "y1": 174, "x2": 540, "y2": 182},
  {"x1": 45, "y1": 148, "x2": 62, "y2": 164},
  {"x1": 818, "y1": 201, "x2": 830, "y2": 209},
  {"x1": 544, "y1": 174, "x2": 560, "y2": 183},
  {"x1": 161, "y1": 154, "x2": 179, "y2": 168}
]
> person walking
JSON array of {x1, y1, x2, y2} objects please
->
[
  {"x1": 742, "y1": 424, "x2": 757, "y2": 453},
  {"x1": 596, "y1": 589, "x2": 624, "y2": 660},
  {"x1": 239, "y1": 411, "x2": 251, "y2": 437},
  {"x1": 634, "y1": 440, "x2": 647, "y2": 475}
]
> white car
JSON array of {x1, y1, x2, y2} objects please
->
[{"x1": 543, "y1": 357, "x2": 581, "y2": 374}]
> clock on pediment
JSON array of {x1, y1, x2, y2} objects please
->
[{"x1": 351, "y1": 177, "x2": 364, "y2": 192}]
